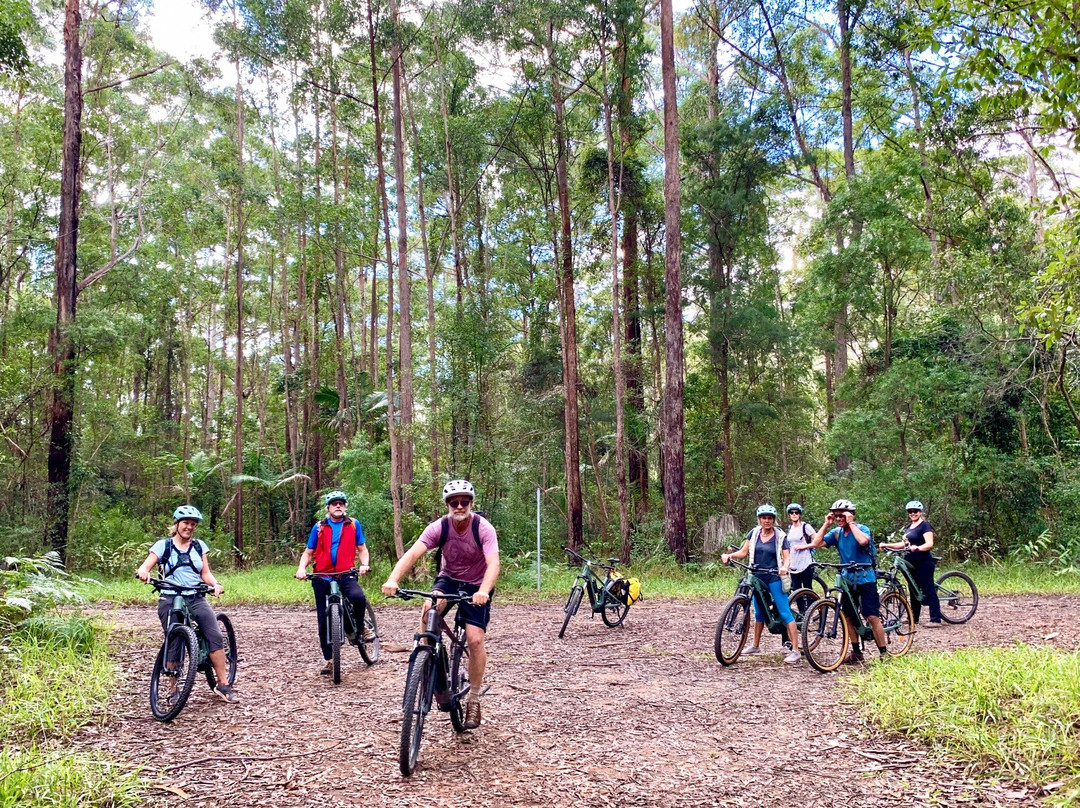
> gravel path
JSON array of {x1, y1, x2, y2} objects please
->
[{"x1": 77, "y1": 594, "x2": 1080, "y2": 807}]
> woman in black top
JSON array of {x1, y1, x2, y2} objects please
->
[{"x1": 882, "y1": 500, "x2": 941, "y2": 626}]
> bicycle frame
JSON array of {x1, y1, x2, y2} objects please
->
[
  {"x1": 879, "y1": 549, "x2": 933, "y2": 602},
  {"x1": 564, "y1": 547, "x2": 620, "y2": 613},
  {"x1": 157, "y1": 581, "x2": 212, "y2": 667},
  {"x1": 817, "y1": 562, "x2": 878, "y2": 641},
  {"x1": 729, "y1": 560, "x2": 795, "y2": 636}
]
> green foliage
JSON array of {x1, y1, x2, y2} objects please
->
[
  {"x1": 851, "y1": 646, "x2": 1080, "y2": 804},
  {"x1": 66, "y1": 506, "x2": 152, "y2": 574},
  {"x1": 0, "y1": 748, "x2": 145, "y2": 808},
  {"x1": 0, "y1": 553, "x2": 91, "y2": 636}
]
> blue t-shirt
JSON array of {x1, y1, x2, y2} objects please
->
[
  {"x1": 150, "y1": 538, "x2": 207, "y2": 591},
  {"x1": 823, "y1": 524, "x2": 876, "y2": 584},
  {"x1": 306, "y1": 517, "x2": 366, "y2": 568}
]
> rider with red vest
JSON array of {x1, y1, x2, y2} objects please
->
[{"x1": 295, "y1": 490, "x2": 373, "y2": 675}]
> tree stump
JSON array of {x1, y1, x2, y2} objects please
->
[{"x1": 704, "y1": 515, "x2": 739, "y2": 558}]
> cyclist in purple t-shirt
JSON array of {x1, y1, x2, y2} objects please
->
[{"x1": 382, "y1": 479, "x2": 500, "y2": 730}]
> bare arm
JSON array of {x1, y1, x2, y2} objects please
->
[
  {"x1": 357, "y1": 542, "x2": 371, "y2": 572},
  {"x1": 199, "y1": 553, "x2": 224, "y2": 596},
  {"x1": 382, "y1": 539, "x2": 429, "y2": 595},
  {"x1": 135, "y1": 552, "x2": 159, "y2": 582},
  {"x1": 849, "y1": 520, "x2": 871, "y2": 547},
  {"x1": 474, "y1": 553, "x2": 500, "y2": 605},
  {"x1": 721, "y1": 540, "x2": 750, "y2": 565},
  {"x1": 911, "y1": 530, "x2": 934, "y2": 552}
]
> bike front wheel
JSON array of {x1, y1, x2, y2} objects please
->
[
  {"x1": 714, "y1": 594, "x2": 750, "y2": 665},
  {"x1": 329, "y1": 602, "x2": 344, "y2": 684},
  {"x1": 399, "y1": 646, "x2": 434, "y2": 776},
  {"x1": 801, "y1": 599, "x2": 849, "y2": 674},
  {"x1": 558, "y1": 586, "x2": 583, "y2": 639},
  {"x1": 204, "y1": 613, "x2": 238, "y2": 690},
  {"x1": 150, "y1": 624, "x2": 199, "y2": 722},
  {"x1": 788, "y1": 587, "x2": 818, "y2": 631},
  {"x1": 600, "y1": 587, "x2": 630, "y2": 628},
  {"x1": 936, "y1": 570, "x2": 978, "y2": 624},
  {"x1": 357, "y1": 601, "x2": 380, "y2": 665},
  {"x1": 880, "y1": 591, "x2": 914, "y2": 657},
  {"x1": 449, "y1": 629, "x2": 471, "y2": 733}
]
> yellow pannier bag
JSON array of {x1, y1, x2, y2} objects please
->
[{"x1": 625, "y1": 577, "x2": 642, "y2": 604}]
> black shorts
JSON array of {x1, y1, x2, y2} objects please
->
[
  {"x1": 841, "y1": 581, "x2": 881, "y2": 619},
  {"x1": 433, "y1": 575, "x2": 492, "y2": 632}
]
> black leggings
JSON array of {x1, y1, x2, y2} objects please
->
[
  {"x1": 311, "y1": 575, "x2": 368, "y2": 660},
  {"x1": 790, "y1": 568, "x2": 816, "y2": 591},
  {"x1": 908, "y1": 556, "x2": 941, "y2": 623}
]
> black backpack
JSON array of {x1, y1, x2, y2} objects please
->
[
  {"x1": 158, "y1": 538, "x2": 205, "y2": 578},
  {"x1": 433, "y1": 513, "x2": 485, "y2": 574}
]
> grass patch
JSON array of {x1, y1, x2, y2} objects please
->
[
  {"x1": 79, "y1": 555, "x2": 1080, "y2": 606},
  {"x1": 849, "y1": 646, "x2": 1080, "y2": 804},
  {"x1": 0, "y1": 747, "x2": 144, "y2": 808},
  {"x1": 0, "y1": 617, "x2": 114, "y2": 741}
]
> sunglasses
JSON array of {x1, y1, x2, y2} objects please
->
[
  {"x1": 447, "y1": 498, "x2": 473, "y2": 509},
  {"x1": 788, "y1": 511, "x2": 800, "y2": 515},
  {"x1": 328, "y1": 500, "x2": 346, "y2": 507},
  {"x1": 907, "y1": 509, "x2": 921, "y2": 514},
  {"x1": 831, "y1": 511, "x2": 848, "y2": 517}
]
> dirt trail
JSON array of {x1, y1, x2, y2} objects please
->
[{"x1": 77, "y1": 594, "x2": 1080, "y2": 807}]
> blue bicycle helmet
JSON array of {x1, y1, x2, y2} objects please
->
[
  {"x1": 324, "y1": 490, "x2": 349, "y2": 506},
  {"x1": 905, "y1": 500, "x2": 924, "y2": 512},
  {"x1": 172, "y1": 504, "x2": 203, "y2": 523},
  {"x1": 786, "y1": 503, "x2": 803, "y2": 514},
  {"x1": 756, "y1": 504, "x2": 778, "y2": 517}
]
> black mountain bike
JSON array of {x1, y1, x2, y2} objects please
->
[
  {"x1": 877, "y1": 548, "x2": 979, "y2": 624},
  {"x1": 393, "y1": 589, "x2": 474, "y2": 776},
  {"x1": 147, "y1": 579, "x2": 237, "y2": 722},
  {"x1": 558, "y1": 546, "x2": 631, "y2": 638},
  {"x1": 301, "y1": 569, "x2": 380, "y2": 683}
]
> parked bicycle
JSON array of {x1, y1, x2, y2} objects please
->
[
  {"x1": 877, "y1": 547, "x2": 978, "y2": 624},
  {"x1": 800, "y1": 561, "x2": 914, "y2": 673},
  {"x1": 147, "y1": 579, "x2": 237, "y2": 721},
  {"x1": 393, "y1": 589, "x2": 474, "y2": 776},
  {"x1": 714, "y1": 557, "x2": 818, "y2": 665},
  {"x1": 558, "y1": 546, "x2": 635, "y2": 638},
  {"x1": 300, "y1": 569, "x2": 380, "y2": 683}
]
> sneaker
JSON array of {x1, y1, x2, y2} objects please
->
[
  {"x1": 783, "y1": 650, "x2": 802, "y2": 664},
  {"x1": 319, "y1": 660, "x2": 334, "y2": 676},
  {"x1": 743, "y1": 645, "x2": 762, "y2": 656},
  {"x1": 923, "y1": 621, "x2": 942, "y2": 629},
  {"x1": 213, "y1": 684, "x2": 239, "y2": 704},
  {"x1": 843, "y1": 649, "x2": 865, "y2": 665},
  {"x1": 362, "y1": 626, "x2": 377, "y2": 642},
  {"x1": 464, "y1": 699, "x2": 481, "y2": 730}
]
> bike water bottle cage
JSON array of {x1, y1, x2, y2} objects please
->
[{"x1": 159, "y1": 538, "x2": 204, "y2": 579}]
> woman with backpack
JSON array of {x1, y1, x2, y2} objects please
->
[
  {"x1": 720, "y1": 504, "x2": 802, "y2": 664},
  {"x1": 785, "y1": 504, "x2": 817, "y2": 592},
  {"x1": 136, "y1": 505, "x2": 238, "y2": 703}
]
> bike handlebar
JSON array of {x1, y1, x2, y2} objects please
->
[
  {"x1": 561, "y1": 545, "x2": 616, "y2": 571},
  {"x1": 724, "y1": 558, "x2": 786, "y2": 576},
  {"x1": 298, "y1": 568, "x2": 359, "y2": 578},
  {"x1": 393, "y1": 588, "x2": 474, "y2": 603},
  {"x1": 146, "y1": 578, "x2": 214, "y2": 595},
  {"x1": 813, "y1": 561, "x2": 874, "y2": 571}
]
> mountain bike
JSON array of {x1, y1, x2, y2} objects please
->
[
  {"x1": 300, "y1": 569, "x2": 380, "y2": 683},
  {"x1": 393, "y1": 588, "x2": 474, "y2": 777},
  {"x1": 800, "y1": 562, "x2": 914, "y2": 674},
  {"x1": 147, "y1": 579, "x2": 237, "y2": 722},
  {"x1": 714, "y1": 558, "x2": 817, "y2": 665},
  {"x1": 558, "y1": 546, "x2": 632, "y2": 638},
  {"x1": 877, "y1": 548, "x2": 979, "y2": 624}
]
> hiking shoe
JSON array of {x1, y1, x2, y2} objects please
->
[
  {"x1": 213, "y1": 684, "x2": 239, "y2": 704},
  {"x1": 320, "y1": 660, "x2": 334, "y2": 676},
  {"x1": 843, "y1": 650, "x2": 865, "y2": 665},
  {"x1": 783, "y1": 650, "x2": 802, "y2": 664},
  {"x1": 464, "y1": 700, "x2": 482, "y2": 730},
  {"x1": 362, "y1": 626, "x2": 377, "y2": 642},
  {"x1": 743, "y1": 645, "x2": 762, "y2": 656}
]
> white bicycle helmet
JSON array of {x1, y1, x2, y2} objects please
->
[
  {"x1": 442, "y1": 479, "x2": 475, "y2": 503},
  {"x1": 755, "y1": 504, "x2": 778, "y2": 517},
  {"x1": 172, "y1": 504, "x2": 203, "y2": 522},
  {"x1": 905, "y1": 500, "x2": 924, "y2": 511},
  {"x1": 830, "y1": 498, "x2": 856, "y2": 513}
]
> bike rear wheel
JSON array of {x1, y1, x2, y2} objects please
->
[
  {"x1": 203, "y1": 613, "x2": 238, "y2": 690},
  {"x1": 880, "y1": 591, "x2": 914, "y2": 657},
  {"x1": 329, "y1": 602, "x2": 343, "y2": 684},
  {"x1": 150, "y1": 624, "x2": 199, "y2": 722},
  {"x1": 714, "y1": 594, "x2": 750, "y2": 665},
  {"x1": 357, "y1": 601, "x2": 380, "y2": 665},
  {"x1": 449, "y1": 628, "x2": 471, "y2": 733},
  {"x1": 600, "y1": 586, "x2": 629, "y2": 628},
  {"x1": 936, "y1": 570, "x2": 978, "y2": 624},
  {"x1": 788, "y1": 587, "x2": 817, "y2": 631},
  {"x1": 558, "y1": 586, "x2": 583, "y2": 639},
  {"x1": 399, "y1": 646, "x2": 434, "y2": 776},
  {"x1": 810, "y1": 572, "x2": 829, "y2": 600},
  {"x1": 802, "y1": 599, "x2": 849, "y2": 674}
]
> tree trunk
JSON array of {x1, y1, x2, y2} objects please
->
[
  {"x1": 391, "y1": 0, "x2": 414, "y2": 513},
  {"x1": 659, "y1": 0, "x2": 687, "y2": 563},
  {"x1": 550, "y1": 25, "x2": 584, "y2": 552},
  {"x1": 368, "y1": 0, "x2": 404, "y2": 557},
  {"x1": 46, "y1": 0, "x2": 83, "y2": 562},
  {"x1": 232, "y1": 47, "x2": 245, "y2": 565}
]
